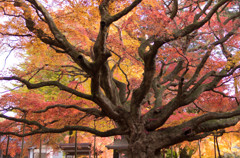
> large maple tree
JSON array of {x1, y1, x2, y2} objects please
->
[{"x1": 0, "y1": 0, "x2": 240, "y2": 157}]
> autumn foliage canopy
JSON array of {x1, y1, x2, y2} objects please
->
[{"x1": 0, "y1": 0, "x2": 240, "y2": 157}]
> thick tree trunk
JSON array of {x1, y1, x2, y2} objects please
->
[
  {"x1": 126, "y1": 133, "x2": 162, "y2": 158},
  {"x1": 123, "y1": 119, "x2": 176, "y2": 158},
  {"x1": 126, "y1": 134, "x2": 150, "y2": 158},
  {"x1": 128, "y1": 146, "x2": 162, "y2": 158}
]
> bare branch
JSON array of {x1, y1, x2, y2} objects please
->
[
  {"x1": 0, "y1": 125, "x2": 126, "y2": 137},
  {"x1": 160, "y1": 60, "x2": 184, "y2": 84},
  {"x1": 183, "y1": 48, "x2": 212, "y2": 90},
  {"x1": 0, "y1": 6, "x2": 23, "y2": 18},
  {"x1": 34, "y1": 104, "x2": 103, "y2": 117},
  {"x1": 130, "y1": 39, "x2": 160, "y2": 117},
  {"x1": 194, "y1": 0, "x2": 213, "y2": 22},
  {"x1": 108, "y1": 0, "x2": 142, "y2": 25},
  {"x1": 192, "y1": 109, "x2": 240, "y2": 128},
  {"x1": 212, "y1": 65, "x2": 240, "y2": 77},
  {"x1": 193, "y1": 102, "x2": 209, "y2": 112},
  {"x1": 223, "y1": 12, "x2": 240, "y2": 25},
  {"x1": 1, "y1": 47, "x2": 15, "y2": 71},
  {"x1": 0, "y1": 76, "x2": 93, "y2": 100},
  {"x1": 26, "y1": 0, "x2": 72, "y2": 48},
  {"x1": 0, "y1": 114, "x2": 44, "y2": 128},
  {"x1": 212, "y1": 89, "x2": 240, "y2": 105},
  {"x1": 170, "y1": 0, "x2": 178, "y2": 20},
  {"x1": 211, "y1": 24, "x2": 240, "y2": 46},
  {"x1": 109, "y1": 49, "x2": 130, "y2": 103},
  {"x1": 172, "y1": 0, "x2": 230, "y2": 40},
  {"x1": 11, "y1": 1, "x2": 63, "y2": 48},
  {"x1": 0, "y1": 32, "x2": 32, "y2": 37}
]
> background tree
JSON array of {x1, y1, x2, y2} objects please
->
[{"x1": 0, "y1": 0, "x2": 240, "y2": 157}]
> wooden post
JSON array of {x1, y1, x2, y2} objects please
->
[
  {"x1": 69, "y1": 131, "x2": 73, "y2": 143},
  {"x1": 39, "y1": 135, "x2": 42, "y2": 158},
  {"x1": 94, "y1": 120, "x2": 96, "y2": 158},
  {"x1": 113, "y1": 150, "x2": 119, "y2": 158},
  {"x1": 6, "y1": 136, "x2": 10, "y2": 158},
  {"x1": 198, "y1": 139, "x2": 201, "y2": 158},
  {"x1": 214, "y1": 135, "x2": 216, "y2": 158},
  {"x1": 21, "y1": 113, "x2": 26, "y2": 158},
  {"x1": 0, "y1": 135, "x2": 2, "y2": 158},
  {"x1": 75, "y1": 131, "x2": 77, "y2": 158},
  {"x1": 216, "y1": 136, "x2": 221, "y2": 158}
]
